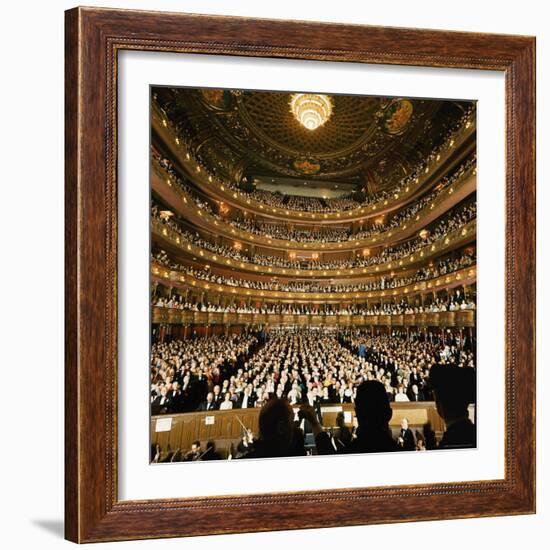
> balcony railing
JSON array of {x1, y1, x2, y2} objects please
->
[
  {"x1": 152, "y1": 262, "x2": 475, "y2": 303},
  {"x1": 152, "y1": 101, "x2": 476, "y2": 223},
  {"x1": 152, "y1": 307, "x2": 475, "y2": 328},
  {"x1": 152, "y1": 159, "x2": 476, "y2": 252},
  {"x1": 152, "y1": 216, "x2": 476, "y2": 279}
]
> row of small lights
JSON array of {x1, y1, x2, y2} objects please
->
[
  {"x1": 157, "y1": 217, "x2": 474, "y2": 278},
  {"x1": 151, "y1": 263, "x2": 476, "y2": 301},
  {"x1": 159, "y1": 111, "x2": 475, "y2": 221},
  {"x1": 162, "y1": 167, "x2": 475, "y2": 252}
]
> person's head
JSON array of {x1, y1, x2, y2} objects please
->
[
  {"x1": 191, "y1": 440, "x2": 200, "y2": 453},
  {"x1": 213, "y1": 385, "x2": 221, "y2": 395},
  {"x1": 224, "y1": 392, "x2": 231, "y2": 402},
  {"x1": 354, "y1": 380, "x2": 393, "y2": 428},
  {"x1": 429, "y1": 364, "x2": 475, "y2": 423},
  {"x1": 401, "y1": 417, "x2": 409, "y2": 430},
  {"x1": 258, "y1": 398, "x2": 295, "y2": 450},
  {"x1": 206, "y1": 391, "x2": 214, "y2": 403}
]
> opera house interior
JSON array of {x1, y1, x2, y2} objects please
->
[{"x1": 149, "y1": 87, "x2": 477, "y2": 462}]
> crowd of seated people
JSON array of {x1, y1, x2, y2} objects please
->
[
  {"x1": 153, "y1": 152, "x2": 475, "y2": 244},
  {"x1": 153, "y1": 103, "x2": 474, "y2": 215},
  {"x1": 153, "y1": 364, "x2": 474, "y2": 462},
  {"x1": 151, "y1": 333, "x2": 259, "y2": 415},
  {"x1": 153, "y1": 294, "x2": 476, "y2": 315},
  {"x1": 152, "y1": 244, "x2": 475, "y2": 295},
  {"x1": 153, "y1": 202, "x2": 476, "y2": 280},
  {"x1": 150, "y1": 328, "x2": 475, "y2": 421},
  {"x1": 227, "y1": 219, "x2": 352, "y2": 243},
  {"x1": 152, "y1": 209, "x2": 476, "y2": 275},
  {"x1": 151, "y1": 249, "x2": 477, "y2": 297}
]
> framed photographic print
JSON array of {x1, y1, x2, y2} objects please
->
[{"x1": 65, "y1": 7, "x2": 536, "y2": 543}]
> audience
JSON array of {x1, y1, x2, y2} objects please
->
[
  {"x1": 150, "y1": 329, "x2": 475, "y2": 415},
  {"x1": 152, "y1": 103, "x2": 475, "y2": 215}
]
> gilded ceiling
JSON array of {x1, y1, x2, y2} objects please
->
[{"x1": 153, "y1": 87, "x2": 473, "y2": 194}]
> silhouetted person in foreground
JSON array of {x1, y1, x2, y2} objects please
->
[
  {"x1": 333, "y1": 411, "x2": 353, "y2": 451},
  {"x1": 201, "y1": 440, "x2": 222, "y2": 460},
  {"x1": 241, "y1": 398, "x2": 307, "y2": 459},
  {"x1": 429, "y1": 364, "x2": 476, "y2": 449},
  {"x1": 303, "y1": 380, "x2": 398, "y2": 455}
]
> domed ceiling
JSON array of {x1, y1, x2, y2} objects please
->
[{"x1": 154, "y1": 87, "x2": 472, "y2": 194}]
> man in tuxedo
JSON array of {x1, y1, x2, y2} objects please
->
[
  {"x1": 408, "y1": 383, "x2": 425, "y2": 402},
  {"x1": 238, "y1": 386, "x2": 255, "y2": 409},
  {"x1": 168, "y1": 381, "x2": 185, "y2": 413},
  {"x1": 183, "y1": 441, "x2": 202, "y2": 461},
  {"x1": 151, "y1": 387, "x2": 172, "y2": 415},
  {"x1": 397, "y1": 417, "x2": 416, "y2": 451},
  {"x1": 212, "y1": 384, "x2": 223, "y2": 409},
  {"x1": 198, "y1": 391, "x2": 216, "y2": 411}
]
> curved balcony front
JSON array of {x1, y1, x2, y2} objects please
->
[
  {"x1": 152, "y1": 308, "x2": 476, "y2": 328},
  {"x1": 151, "y1": 263, "x2": 476, "y2": 304},
  {"x1": 152, "y1": 217, "x2": 476, "y2": 279},
  {"x1": 152, "y1": 103, "x2": 476, "y2": 224},
  {"x1": 152, "y1": 162, "x2": 476, "y2": 253}
]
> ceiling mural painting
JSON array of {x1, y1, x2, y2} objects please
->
[{"x1": 154, "y1": 88, "x2": 471, "y2": 196}]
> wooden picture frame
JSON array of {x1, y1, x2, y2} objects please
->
[{"x1": 65, "y1": 6, "x2": 536, "y2": 543}]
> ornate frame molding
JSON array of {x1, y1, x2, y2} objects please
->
[{"x1": 65, "y1": 7, "x2": 535, "y2": 542}]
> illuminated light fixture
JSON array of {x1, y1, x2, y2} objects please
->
[
  {"x1": 419, "y1": 229, "x2": 429, "y2": 239},
  {"x1": 289, "y1": 93, "x2": 333, "y2": 130},
  {"x1": 159, "y1": 210, "x2": 174, "y2": 220}
]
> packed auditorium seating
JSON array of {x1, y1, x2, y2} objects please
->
[{"x1": 149, "y1": 87, "x2": 477, "y2": 460}]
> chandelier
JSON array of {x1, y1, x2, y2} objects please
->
[{"x1": 290, "y1": 93, "x2": 333, "y2": 130}]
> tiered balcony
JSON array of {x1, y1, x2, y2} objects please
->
[
  {"x1": 152, "y1": 102, "x2": 476, "y2": 223},
  {"x1": 152, "y1": 217, "x2": 476, "y2": 279},
  {"x1": 152, "y1": 160, "x2": 476, "y2": 253},
  {"x1": 152, "y1": 307, "x2": 475, "y2": 328},
  {"x1": 151, "y1": 263, "x2": 476, "y2": 303}
]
